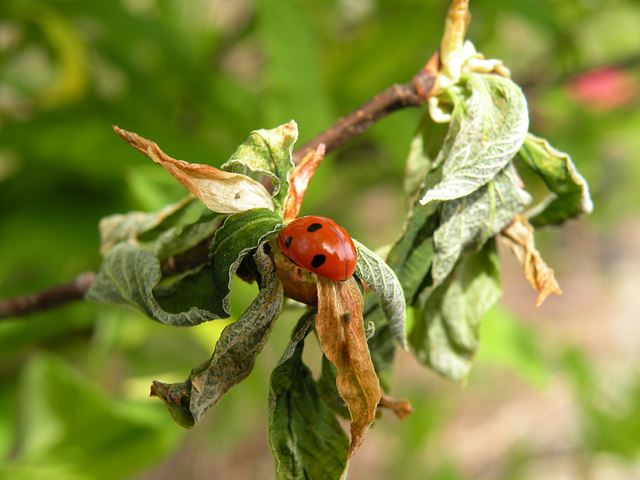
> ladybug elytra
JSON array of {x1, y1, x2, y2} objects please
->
[{"x1": 278, "y1": 216, "x2": 357, "y2": 281}]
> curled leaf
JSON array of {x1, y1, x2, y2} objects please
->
[
  {"x1": 431, "y1": 163, "x2": 531, "y2": 285},
  {"x1": 283, "y1": 143, "x2": 326, "y2": 222},
  {"x1": 86, "y1": 243, "x2": 219, "y2": 326},
  {"x1": 421, "y1": 73, "x2": 529, "y2": 204},
  {"x1": 501, "y1": 216, "x2": 562, "y2": 306},
  {"x1": 268, "y1": 313, "x2": 350, "y2": 480},
  {"x1": 438, "y1": 0, "x2": 471, "y2": 87},
  {"x1": 410, "y1": 239, "x2": 502, "y2": 381},
  {"x1": 114, "y1": 126, "x2": 274, "y2": 214},
  {"x1": 223, "y1": 121, "x2": 298, "y2": 214},
  {"x1": 518, "y1": 133, "x2": 593, "y2": 226},
  {"x1": 315, "y1": 276, "x2": 382, "y2": 459},
  {"x1": 151, "y1": 246, "x2": 284, "y2": 426},
  {"x1": 269, "y1": 239, "x2": 319, "y2": 306},
  {"x1": 379, "y1": 394, "x2": 414, "y2": 421},
  {"x1": 209, "y1": 208, "x2": 282, "y2": 317},
  {"x1": 353, "y1": 239, "x2": 407, "y2": 350}
]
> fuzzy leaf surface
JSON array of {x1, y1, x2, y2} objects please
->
[
  {"x1": 269, "y1": 313, "x2": 350, "y2": 480},
  {"x1": 151, "y1": 247, "x2": 283, "y2": 426},
  {"x1": 209, "y1": 208, "x2": 282, "y2": 317},
  {"x1": 432, "y1": 163, "x2": 531, "y2": 284},
  {"x1": 223, "y1": 121, "x2": 298, "y2": 215},
  {"x1": 98, "y1": 196, "x2": 221, "y2": 260},
  {"x1": 189, "y1": 247, "x2": 283, "y2": 422},
  {"x1": 353, "y1": 239, "x2": 407, "y2": 350},
  {"x1": 420, "y1": 73, "x2": 529, "y2": 204},
  {"x1": 86, "y1": 243, "x2": 219, "y2": 326},
  {"x1": 518, "y1": 133, "x2": 593, "y2": 226},
  {"x1": 410, "y1": 239, "x2": 502, "y2": 381}
]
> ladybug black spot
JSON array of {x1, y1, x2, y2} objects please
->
[
  {"x1": 311, "y1": 254, "x2": 326, "y2": 268},
  {"x1": 307, "y1": 223, "x2": 323, "y2": 232},
  {"x1": 285, "y1": 236, "x2": 293, "y2": 248}
]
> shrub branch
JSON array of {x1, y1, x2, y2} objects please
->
[{"x1": 0, "y1": 60, "x2": 437, "y2": 319}]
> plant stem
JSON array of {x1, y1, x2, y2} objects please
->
[{"x1": 0, "y1": 59, "x2": 437, "y2": 319}]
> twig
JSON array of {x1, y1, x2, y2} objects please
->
[
  {"x1": 292, "y1": 59, "x2": 437, "y2": 163},
  {"x1": 0, "y1": 272, "x2": 97, "y2": 318},
  {"x1": 0, "y1": 59, "x2": 438, "y2": 320}
]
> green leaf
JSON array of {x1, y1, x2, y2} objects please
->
[
  {"x1": 190, "y1": 246, "x2": 283, "y2": 422},
  {"x1": 353, "y1": 239, "x2": 407, "y2": 350},
  {"x1": 151, "y1": 246, "x2": 284, "y2": 427},
  {"x1": 385, "y1": 193, "x2": 438, "y2": 307},
  {"x1": 518, "y1": 133, "x2": 594, "y2": 226},
  {"x1": 410, "y1": 239, "x2": 502, "y2": 382},
  {"x1": 269, "y1": 313, "x2": 349, "y2": 480},
  {"x1": 152, "y1": 264, "x2": 216, "y2": 315},
  {"x1": 86, "y1": 243, "x2": 219, "y2": 326},
  {"x1": 404, "y1": 111, "x2": 449, "y2": 201},
  {"x1": 223, "y1": 121, "x2": 298, "y2": 216},
  {"x1": 420, "y1": 73, "x2": 529, "y2": 204},
  {"x1": 98, "y1": 196, "x2": 222, "y2": 260},
  {"x1": 209, "y1": 208, "x2": 283, "y2": 318},
  {"x1": 431, "y1": 163, "x2": 531, "y2": 284}
]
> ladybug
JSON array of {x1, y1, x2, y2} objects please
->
[{"x1": 278, "y1": 216, "x2": 357, "y2": 281}]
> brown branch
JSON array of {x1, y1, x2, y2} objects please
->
[
  {"x1": 293, "y1": 57, "x2": 437, "y2": 164},
  {"x1": 0, "y1": 58, "x2": 438, "y2": 320},
  {"x1": 0, "y1": 272, "x2": 97, "y2": 318}
]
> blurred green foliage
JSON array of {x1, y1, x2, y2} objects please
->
[{"x1": 1, "y1": 0, "x2": 639, "y2": 479}]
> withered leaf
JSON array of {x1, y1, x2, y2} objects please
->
[
  {"x1": 282, "y1": 143, "x2": 326, "y2": 222},
  {"x1": 114, "y1": 126, "x2": 274, "y2": 214},
  {"x1": 379, "y1": 394, "x2": 414, "y2": 421},
  {"x1": 315, "y1": 276, "x2": 382, "y2": 459},
  {"x1": 501, "y1": 216, "x2": 562, "y2": 306}
]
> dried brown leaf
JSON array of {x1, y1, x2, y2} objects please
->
[
  {"x1": 315, "y1": 276, "x2": 382, "y2": 459},
  {"x1": 282, "y1": 143, "x2": 326, "y2": 222},
  {"x1": 114, "y1": 126, "x2": 274, "y2": 214},
  {"x1": 379, "y1": 394, "x2": 414, "y2": 421},
  {"x1": 502, "y1": 216, "x2": 562, "y2": 306}
]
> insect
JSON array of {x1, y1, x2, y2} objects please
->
[{"x1": 278, "y1": 216, "x2": 357, "y2": 281}]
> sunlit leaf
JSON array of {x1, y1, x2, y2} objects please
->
[
  {"x1": 98, "y1": 196, "x2": 221, "y2": 260},
  {"x1": 518, "y1": 133, "x2": 594, "y2": 226},
  {"x1": 501, "y1": 216, "x2": 562, "y2": 306},
  {"x1": 223, "y1": 121, "x2": 298, "y2": 215},
  {"x1": 420, "y1": 73, "x2": 529, "y2": 204},
  {"x1": 353, "y1": 239, "x2": 407, "y2": 350},
  {"x1": 114, "y1": 126, "x2": 275, "y2": 214},
  {"x1": 315, "y1": 276, "x2": 381, "y2": 459},
  {"x1": 432, "y1": 163, "x2": 531, "y2": 284},
  {"x1": 410, "y1": 239, "x2": 502, "y2": 382},
  {"x1": 269, "y1": 312, "x2": 350, "y2": 480}
]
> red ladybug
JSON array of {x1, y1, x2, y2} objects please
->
[{"x1": 278, "y1": 216, "x2": 357, "y2": 281}]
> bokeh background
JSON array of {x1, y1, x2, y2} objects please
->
[{"x1": 1, "y1": 0, "x2": 639, "y2": 479}]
